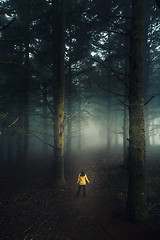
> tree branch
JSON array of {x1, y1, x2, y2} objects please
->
[
  {"x1": 0, "y1": 17, "x2": 16, "y2": 31},
  {"x1": 29, "y1": 131, "x2": 54, "y2": 148},
  {"x1": 93, "y1": 79, "x2": 125, "y2": 97},
  {"x1": 39, "y1": 86, "x2": 55, "y2": 116},
  {"x1": 8, "y1": 118, "x2": 19, "y2": 128},
  {"x1": 103, "y1": 28, "x2": 128, "y2": 36},
  {"x1": 90, "y1": 1, "x2": 130, "y2": 33},
  {"x1": 98, "y1": 13, "x2": 131, "y2": 20},
  {"x1": 64, "y1": 111, "x2": 81, "y2": 126},
  {"x1": 144, "y1": 96, "x2": 155, "y2": 106},
  {"x1": 119, "y1": 100, "x2": 129, "y2": 107},
  {"x1": 0, "y1": 61, "x2": 52, "y2": 81},
  {"x1": 30, "y1": 130, "x2": 53, "y2": 137},
  {"x1": 91, "y1": 57, "x2": 129, "y2": 89}
]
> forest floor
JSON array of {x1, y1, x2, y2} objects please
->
[{"x1": 1, "y1": 148, "x2": 160, "y2": 240}]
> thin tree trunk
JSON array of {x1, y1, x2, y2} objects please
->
[
  {"x1": 77, "y1": 94, "x2": 81, "y2": 151},
  {"x1": 107, "y1": 96, "x2": 112, "y2": 153},
  {"x1": 16, "y1": 97, "x2": 24, "y2": 166},
  {"x1": 106, "y1": 31, "x2": 112, "y2": 154},
  {"x1": 0, "y1": 122, "x2": 5, "y2": 166},
  {"x1": 67, "y1": 42, "x2": 72, "y2": 155},
  {"x1": 23, "y1": 2, "x2": 30, "y2": 167},
  {"x1": 0, "y1": 135, "x2": 4, "y2": 166},
  {"x1": 23, "y1": 45, "x2": 30, "y2": 166},
  {"x1": 123, "y1": 89, "x2": 129, "y2": 167},
  {"x1": 126, "y1": 0, "x2": 147, "y2": 222},
  {"x1": 123, "y1": 3, "x2": 130, "y2": 168},
  {"x1": 123, "y1": 47, "x2": 129, "y2": 167},
  {"x1": 42, "y1": 100, "x2": 48, "y2": 157},
  {"x1": 114, "y1": 113, "x2": 119, "y2": 147},
  {"x1": 151, "y1": 119, "x2": 156, "y2": 145},
  {"x1": 144, "y1": 0, "x2": 151, "y2": 149},
  {"x1": 7, "y1": 132, "x2": 12, "y2": 166},
  {"x1": 67, "y1": 112, "x2": 72, "y2": 155}
]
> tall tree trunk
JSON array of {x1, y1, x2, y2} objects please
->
[
  {"x1": 114, "y1": 112, "x2": 119, "y2": 148},
  {"x1": 144, "y1": 0, "x2": 151, "y2": 150},
  {"x1": 123, "y1": 89, "x2": 129, "y2": 167},
  {"x1": 107, "y1": 96, "x2": 112, "y2": 154},
  {"x1": 151, "y1": 119, "x2": 156, "y2": 145},
  {"x1": 145, "y1": 110, "x2": 150, "y2": 148},
  {"x1": 23, "y1": 42, "x2": 30, "y2": 166},
  {"x1": 3, "y1": 134, "x2": 7, "y2": 166},
  {"x1": 67, "y1": 42, "x2": 72, "y2": 156},
  {"x1": 0, "y1": 133, "x2": 4, "y2": 166},
  {"x1": 42, "y1": 100, "x2": 48, "y2": 157},
  {"x1": 67, "y1": 106, "x2": 72, "y2": 155},
  {"x1": 126, "y1": 0, "x2": 147, "y2": 222},
  {"x1": 7, "y1": 131, "x2": 12, "y2": 166},
  {"x1": 0, "y1": 122, "x2": 5, "y2": 166},
  {"x1": 123, "y1": 2, "x2": 130, "y2": 167},
  {"x1": 23, "y1": 1, "x2": 30, "y2": 167},
  {"x1": 77, "y1": 94, "x2": 81, "y2": 151},
  {"x1": 53, "y1": 0, "x2": 66, "y2": 186},
  {"x1": 16, "y1": 97, "x2": 24, "y2": 166},
  {"x1": 106, "y1": 31, "x2": 112, "y2": 154},
  {"x1": 123, "y1": 46, "x2": 129, "y2": 167}
]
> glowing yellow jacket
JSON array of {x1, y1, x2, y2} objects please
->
[{"x1": 77, "y1": 173, "x2": 90, "y2": 185}]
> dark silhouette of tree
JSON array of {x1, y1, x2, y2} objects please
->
[
  {"x1": 52, "y1": 0, "x2": 66, "y2": 186},
  {"x1": 126, "y1": 0, "x2": 147, "y2": 222}
]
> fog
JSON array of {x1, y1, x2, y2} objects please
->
[
  {"x1": 2, "y1": 1, "x2": 160, "y2": 239},
  {"x1": 0, "y1": 0, "x2": 160, "y2": 166}
]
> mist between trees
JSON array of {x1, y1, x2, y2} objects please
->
[{"x1": 0, "y1": 0, "x2": 160, "y2": 222}]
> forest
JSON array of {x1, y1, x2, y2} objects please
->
[{"x1": 1, "y1": 0, "x2": 160, "y2": 239}]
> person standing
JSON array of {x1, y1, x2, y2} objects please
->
[{"x1": 76, "y1": 170, "x2": 90, "y2": 197}]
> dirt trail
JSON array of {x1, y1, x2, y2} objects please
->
[
  {"x1": 61, "y1": 151, "x2": 160, "y2": 240},
  {"x1": 1, "y1": 150, "x2": 160, "y2": 240},
  {"x1": 61, "y1": 151, "x2": 124, "y2": 240}
]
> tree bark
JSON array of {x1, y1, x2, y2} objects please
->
[
  {"x1": 42, "y1": 99, "x2": 48, "y2": 157},
  {"x1": 114, "y1": 112, "x2": 119, "y2": 147},
  {"x1": 123, "y1": 1, "x2": 130, "y2": 168},
  {"x1": 107, "y1": 95, "x2": 112, "y2": 154},
  {"x1": 23, "y1": 39, "x2": 30, "y2": 166},
  {"x1": 77, "y1": 94, "x2": 81, "y2": 151},
  {"x1": 67, "y1": 40, "x2": 72, "y2": 156},
  {"x1": 53, "y1": 0, "x2": 66, "y2": 186},
  {"x1": 22, "y1": 0, "x2": 31, "y2": 167},
  {"x1": 7, "y1": 131, "x2": 12, "y2": 166},
  {"x1": 123, "y1": 40, "x2": 129, "y2": 167},
  {"x1": 144, "y1": 0, "x2": 152, "y2": 149},
  {"x1": 126, "y1": 0, "x2": 147, "y2": 222},
  {"x1": 123, "y1": 88, "x2": 129, "y2": 167},
  {"x1": 106, "y1": 31, "x2": 112, "y2": 154},
  {"x1": 0, "y1": 131, "x2": 4, "y2": 165},
  {"x1": 16, "y1": 97, "x2": 24, "y2": 166}
]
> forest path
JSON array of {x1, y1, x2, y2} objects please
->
[
  {"x1": 61, "y1": 150, "x2": 159, "y2": 240},
  {"x1": 63, "y1": 151, "x2": 115, "y2": 240},
  {"x1": 1, "y1": 150, "x2": 160, "y2": 240},
  {"x1": 62, "y1": 150, "x2": 131, "y2": 240}
]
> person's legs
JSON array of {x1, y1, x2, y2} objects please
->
[
  {"x1": 83, "y1": 185, "x2": 86, "y2": 197},
  {"x1": 76, "y1": 185, "x2": 81, "y2": 197}
]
